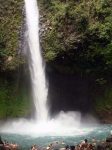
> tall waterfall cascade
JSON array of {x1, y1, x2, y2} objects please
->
[
  {"x1": 24, "y1": 0, "x2": 48, "y2": 121},
  {"x1": 0, "y1": 0, "x2": 98, "y2": 136}
]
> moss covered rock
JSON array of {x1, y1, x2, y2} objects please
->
[
  {"x1": 39, "y1": 0, "x2": 112, "y2": 75},
  {"x1": 0, "y1": 0, "x2": 23, "y2": 71}
]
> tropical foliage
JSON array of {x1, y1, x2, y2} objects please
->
[
  {"x1": 0, "y1": 0, "x2": 23, "y2": 71},
  {"x1": 39, "y1": 0, "x2": 112, "y2": 76}
]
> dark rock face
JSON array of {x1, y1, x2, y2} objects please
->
[
  {"x1": 97, "y1": 110, "x2": 112, "y2": 124},
  {"x1": 47, "y1": 70, "x2": 93, "y2": 116}
]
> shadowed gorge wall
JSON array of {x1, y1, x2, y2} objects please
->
[
  {"x1": 47, "y1": 71, "x2": 93, "y2": 116},
  {"x1": 0, "y1": 66, "x2": 32, "y2": 119}
]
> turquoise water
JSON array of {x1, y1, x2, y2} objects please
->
[{"x1": 0, "y1": 124, "x2": 112, "y2": 150}]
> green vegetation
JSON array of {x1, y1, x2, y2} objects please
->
[
  {"x1": 0, "y1": 77, "x2": 31, "y2": 118},
  {"x1": 95, "y1": 86, "x2": 112, "y2": 110},
  {"x1": 39, "y1": 0, "x2": 112, "y2": 74},
  {"x1": 95, "y1": 84, "x2": 112, "y2": 122},
  {"x1": 0, "y1": 0, "x2": 28, "y2": 118},
  {"x1": 0, "y1": 0, "x2": 23, "y2": 71}
]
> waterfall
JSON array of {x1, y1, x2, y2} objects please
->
[
  {"x1": 0, "y1": 0, "x2": 98, "y2": 136},
  {"x1": 24, "y1": 0, "x2": 48, "y2": 121}
]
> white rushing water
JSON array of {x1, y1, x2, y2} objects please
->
[
  {"x1": 0, "y1": 0, "x2": 98, "y2": 136},
  {"x1": 25, "y1": 0, "x2": 48, "y2": 121}
]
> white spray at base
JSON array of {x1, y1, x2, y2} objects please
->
[
  {"x1": 0, "y1": 0, "x2": 98, "y2": 136},
  {"x1": 0, "y1": 111, "x2": 97, "y2": 136}
]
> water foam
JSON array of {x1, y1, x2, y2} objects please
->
[
  {"x1": 0, "y1": 111, "x2": 98, "y2": 136},
  {"x1": 0, "y1": 0, "x2": 98, "y2": 136}
]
